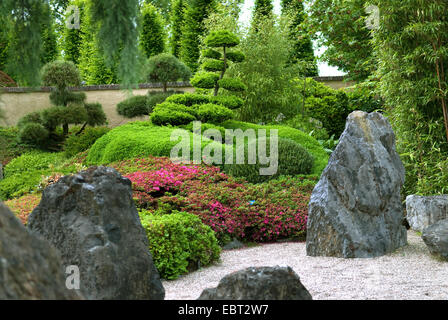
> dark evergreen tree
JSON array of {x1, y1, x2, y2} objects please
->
[
  {"x1": 254, "y1": 0, "x2": 273, "y2": 19},
  {"x1": 41, "y1": 3, "x2": 59, "y2": 65},
  {"x1": 140, "y1": 2, "x2": 166, "y2": 58},
  {"x1": 170, "y1": 0, "x2": 186, "y2": 58},
  {"x1": 63, "y1": 0, "x2": 84, "y2": 65},
  {"x1": 281, "y1": 0, "x2": 318, "y2": 76},
  {"x1": 180, "y1": 0, "x2": 216, "y2": 72}
]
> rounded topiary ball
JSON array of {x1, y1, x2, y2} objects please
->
[
  {"x1": 205, "y1": 30, "x2": 240, "y2": 48},
  {"x1": 224, "y1": 137, "x2": 314, "y2": 183}
]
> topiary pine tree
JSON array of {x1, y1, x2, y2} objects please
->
[
  {"x1": 150, "y1": 29, "x2": 245, "y2": 127},
  {"x1": 140, "y1": 2, "x2": 166, "y2": 58},
  {"x1": 191, "y1": 30, "x2": 246, "y2": 97},
  {"x1": 170, "y1": 0, "x2": 186, "y2": 58},
  {"x1": 180, "y1": 0, "x2": 216, "y2": 72},
  {"x1": 281, "y1": 0, "x2": 318, "y2": 77},
  {"x1": 147, "y1": 53, "x2": 191, "y2": 92}
]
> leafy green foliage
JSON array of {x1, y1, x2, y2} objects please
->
[
  {"x1": 151, "y1": 106, "x2": 197, "y2": 126},
  {"x1": 190, "y1": 72, "x2": 219, "y2": 89},
  {"x1": 306, "y1": 0, "x2": 374, "y2": 81},
  {"x1": 41, "y1": 60, "x2": 81, "y2": 90},
  {"x1": 180, "y1": 0, "x2": 216, "y2": 72},
  {"x1": 218, "y1": 77, "x2": 246, "y2": 92},
  {"x1": 196, "y1": 103, "x2": 234, "y2": 123},
  {"x1": 224, "y1": 137, "x2": 314, "y2": 183},
  {"x1": 63, "y1": 126, "x2": 110, "y2": 157},
  {"x1": 209, "y1": 95, "x2": 243, "y2": 110},
  {"x1": 117, "y1": 95, "x2": 151, "y2": 118},
  {"x1": 166, "y1": 93, "x2": 211, "y2": 106},
  {"x1": 86, "y1": 121, "x2": 223, "y2": 164},
  {"x1": 62, "y1": 0, "x2": 84, "y2": 65},
  {"x1": 205, "y1": 30, "x2": 239, "y2": 48},
  {"x1": 3, "y1": 151, "x2": 64, "y2": 178},
  {"x1": 254, "y1": 0, "x2": 273, "y2": 19},
  {"x1": 222, "y1": 120, "x2": 329, "y2": 176},
  {"x1": 203, "y1": 59, "x2": 226, "y2": 72},
  {"x1": 140, "y1": 210, "x2": 221, "y2": 280},
  {"x1": 226, "y1": 51, "x2": 245, "y2": 63},
  {"x1": 281, "y1": 0, "x2": 317, "y2": 76},
  {"x1": 227, "y1": 14, "x2": 302, "y2": 123},
  {"x1": 140, "y1": 2, "x2": 166, "y2": 59},
  {"x1": 147, "y1": 53, "x2": 191, "y2": 91},
  {"x1": 147, "y1": 91, "x2": 182, "y2": 110},
  {"x1": 202, "y1": 48, "x2": 221, "y2": 59},
  {"x1": 18, "y1": 123, "x2": 49, "y2": 147},
  {"x1": 170, "y1": 0, "x2": 186, "y2": 58},
  {"x1": 90, "y1": 0, "x2": 140, "y2": 88},
  {"x1": 372, "y1": 0, "x2": 448, "y2": 196}
]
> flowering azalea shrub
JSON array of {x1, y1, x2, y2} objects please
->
[{"x1": 113, "y1": 156, "x2": 315, "y2": 243}]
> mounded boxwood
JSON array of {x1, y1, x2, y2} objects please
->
[
  {"x1": 140, "y1": 210, "x2": 221, "y2": 280},
  {"x1": 151, "y1": 102, "x2": 198, "y2": 126},
  {"x1": 209, "y1": 95, "x2": 244, "y2": 110},
  {"x1": 86, "y1": 121, "x2": 225, "y2": 165},
  {"x1": 218, "y1": 77, "x2": 247, "y2": 92},
  {"x1": 190, "y1": 72, "x2": 219, "y2": 89},
  {"x1": 165, "y1": 93, "x2": 211, "y2": 106},
  {"x1": 63, "y1": 126, "x2": 111, "y2": 157},
  {"x1": 117, "y1": 95, "x2": 149, "y2": 118},
  {"x1": 226, "y1": 51, "x2": 245, "y2": 63},
  {"x1": 196, "y1": 103, "x2": 234, "y2": 123},
  {"x1": 222, "y1": 120, "x2": 329, "y2": 176},
  {"x1": 203, "y1": 59, "x2": 227, "y2": 72},
  {"x1": 205, "y1": 30, "x2": 240, "y2": 48},
  {"x1": 202, "y1": 48, "x2": 221, "y2": 59},
  {"x1": 224, "y1": 137, "x2": 314, "y2": 183}
]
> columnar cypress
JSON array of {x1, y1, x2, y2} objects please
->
[
  {"x1": 281, "y1": 0, "x2": 317, "y2": 76},
  {"x1": 170, "y1": 0, "x2": 186, "y2": 58},
  {"x1": 140, "y1": 2, "x2": 166, "y2": 58},
  {"x1": 180, "y1": 0, "x2": 216, "y2": 72}
]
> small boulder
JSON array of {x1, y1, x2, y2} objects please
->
[
  {"x1": 0, "y1": 202, "x2": 82, "y2": 300},
  {"x1": 306, "y1": 111, "x2": 407, "y2": 258},
  {"x1": 422, "y1": 219, "x2": 448, "y2": 261},
  {"x1": 406, "y1": 195, "x2": 448, "y2": 232},
  {"x1": 27, "y1": 166, "x2": 165, "y2": 300},
  {"x1": 197, "y1": 266, "x2": 312, "y2": 300}
]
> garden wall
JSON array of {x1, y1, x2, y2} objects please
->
[
  {"x1": 0, "y1": 77, "x2": 352, "y2": 128},
  {"x1": 0, "y1": 82, "x2": 194, "y2": 128}
]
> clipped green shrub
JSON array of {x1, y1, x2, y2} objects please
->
[
  {"x1": 140, "y1": 210, "x2": 221, "y2": 280},
  {"x1": 203, "y1": 59, "x2": 227, "y2": 72},
  {"x1": 151, "y1": 110, "x2": 196, "y2": 126},
  {"x1": 190, "y1": 72, "x2": 219, "y2": 89},
  {"x1": 226, "y1": 51, "x2": 245, "y2": 63},
  {"x1": 147, "y1": 91, "x2": 183, "y2": 110},
  {"x1": 196, "y1": 103, "x2": 234, "y2": 123},
  {"x1": 63, "y1": 126, "x2": 111, "y2": 157},
  {"x1": 222, "y1": 120, "x2": 328, "y2": 176},
  {"x1": 202, "y1": 48, "x2": 221, "y2": 59},
  {"x1": 165, "y1": 93, "x2": 211, "y2": 106},
  {"x1": 17, "y1": 112, "x2": 43, "y2": 129},
  {"x1": 3, "y1": 151, "x2": 64, "y2": 178},
  {"x1": 209, "y1": 95, "x2": 244, "y2": 110},
  {"x1": 84, "y1": 102, "x2": 107, "y2": 127},
  {"x1": 117, "y1": 95, "x2": 150, "y2": 118},
  {"x1": 86, "y1": 121, "x2": 224, "y2": 165},
  {"x1": 205, "y1": 30, "x2": 240, "y2": 48},
  {"x1": 224, "y1": 137, "x2": 314, "y2": 183},
  {"x1": 218, "y1": 77, "x2": 247, "y2": 92}
]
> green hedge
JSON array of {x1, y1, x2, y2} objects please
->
[
  {"x1": 224, "y1": 137, "x2": 314, "y2": 183},
  {"x1": 196, "y1": 103, "x2": 234, "y2": 123},
  {"x1": 63, "y1": 127, "x2": 110, "y2": 157},
  {"x1": 222, "y1": 120, "x2": 329, "y2": 176},
  {"x1": 117, "y1": 95, "x2": 149, "y2": 118},
  {"x1": 86, "y1": 121, "x2": 224, "y2": 165},
  {"x1": 140, "y1": 210, "x2": 221, "y2": 280}
]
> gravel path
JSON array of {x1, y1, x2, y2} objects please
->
[{"x1": 162, "y1": 231, "x2": 448, "y2": 300}]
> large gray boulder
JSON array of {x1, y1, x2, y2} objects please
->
[
  {"x1": 0, "y1": 202, "x2": 82, "y2": 300},
  {"x1": 406, "y1": 195, "x2": 448, "y2": 232},
  {"x1": 198, "y1": 266, "x2": 312, "y2": 300},
  {"x1": 306, "y1": 111, "x2": 407, "y2": 258},
  {"x1": 27, "y1": 166, "x2": 165, "y2": 300},
  {"x1": 422, "y1": 219, "x2": 448, "y2": 261}
]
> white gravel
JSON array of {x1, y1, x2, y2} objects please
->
[{"x1": 162, "y1": 231, "x2": 448, "y2": 300}]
